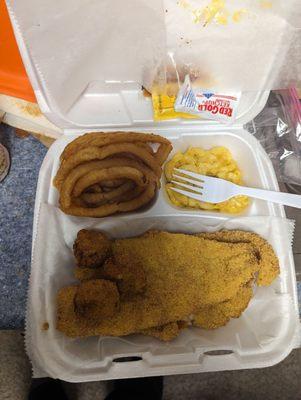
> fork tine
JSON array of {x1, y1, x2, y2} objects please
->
[
  {"x1": 170, "y1": 187, "x2": 204, "y2": 201},
  {"x1": 173, "y1": 174, "x2": 204, "y2": 188},
  {"x1": 175, "y1": 168, "x2": 206, "y2": 181},
  {"x1": 171, "y1": 180, "x2": 203, "y2": 194}
]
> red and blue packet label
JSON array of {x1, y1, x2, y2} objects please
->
[{"x1": 175, "y1": 75, "x2": 241, "y2": 124}]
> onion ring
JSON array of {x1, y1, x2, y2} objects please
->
[
  {"x1": 100, "y1": 179, "x2": 126, "y2": 188},
  {"x1": 59, "y1": 157, "x2": 158, "y2": 209},
  {"x1": 74, "y1": 158, "x2": 158, "y2": 195},
  {"x1": 58, "y1": 159, "x2": 128, "y2": 208},
  {"x1": 54, "y1": 143, "x2": 161, "y2": 190},
  {"x1": 82, "y1": 182, "x2": 141, "y2": 207},
  {"x1": 136, "y1": 142, "x2": 155, "y2": 155},
  {"x1": 54, "y1": 132, "x2": 172, "y2": 218},
  {"x1": 80, "y1": 181, "x2": 135, "y2": 205},
  {"x1": 156, "y1": 143, "x2": 173, "y2": 166},
  {"x1": 114, "y1": 184, "x2": 145, "y2": 203},
  {"x1": 60, "y1": 132, "x2": 171, "y2": 162},
  {"x1": 60, "y1": 182, "x2": 156, "y2": 218},
  {"x1": 85, "y1": 184, "x2": 103, "y2": 193},
  {"x1": 72, "y1": 167, "x2": 145, "y2": 199}
]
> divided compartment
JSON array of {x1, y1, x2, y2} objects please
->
[
  {"x1": 44, "y1": 126, "x2": 284, "y2": 219},
  {"x1": 29, "y1": 208, "x2": 298, "y2": 382},
  {"x1": 27, "y1": 127, "x2": 299, "y2": 381}
]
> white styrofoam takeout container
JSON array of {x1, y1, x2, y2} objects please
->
[
  {"x1": 6, "y1": 0, "x2": 299, "y2": 381},
  {"x1": 27, "y1": 127, "x2": 300, "y2": 381},
  {"x1": 6, "y1": 0, "x2": 270, "y2": 131}
]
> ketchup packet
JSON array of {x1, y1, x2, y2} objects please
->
[{"x1": 175, "y1": 75, "x2": 241, "y2": 124}]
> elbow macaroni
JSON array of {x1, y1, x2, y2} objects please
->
[{"x1": 164, "y1": 146, "x2": 249, "y2": 214}]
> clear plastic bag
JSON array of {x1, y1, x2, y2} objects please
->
[{"x1": 244, "y1": 88, "x2": 301, "y2": 191}]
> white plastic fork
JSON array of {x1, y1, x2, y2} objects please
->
[{"x1": 171, "y1": 168, "x2": 301, "y2": 208}]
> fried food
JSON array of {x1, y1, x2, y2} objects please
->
[
  {"x1": 99, "y1": 179, "x2": 126, "y2": 188},
  {"x1": 59, "y1": 132, "x2": 172, "y2": 164},
  {"x1": 85, "y1": 183, "x2": 102, "y2": 193},
  {"x1": 60, "y1": 182, "x2": 156, "y2": 218},
  {"x1": 196, "y1": 230, "x2": 279, "y2": 286},
  {"x1": 75, "y1": 266, "x2": 105, "y2": 281},
  {"x1": 71, "y1": 167, "x2": 146, "y2": 198},
  {"x1": 73, "y1": 227, "x2": 147, "y2": 296},
  {"x1": 192, "y1": 285, "x2": 253, "y2": 329},
  {"x1": 74, "y1": 279, "x2": 119, "y2": 324},
  {"x1": 141, "y1": 321, "x2": 189, "y2": 341},
  {"x1": 100, "y1": 256, "x2": 147, "y2": 299},
  {"x1": 57, "y1": 229, "x2": 279, "y2": 340},
  {"x1": 59, "y1": 159, "x2": 127, "y2": 208},
  {"x1": 165, "y1": 146, "x2": 249, "y2": 214},
  {"x1": 104, "y1": 257, "x2": 146, "y2": 298},
  {"x1": 57, "y1": 231, "x2": 265, "y2": 338},
  {"x1": 59, "y1": 157, "x2": 157, "y2": 209},
  {"x1": 81, "y1": 181, "x2": 134, "y2": 206},
  {"x1": 53, "y1": 132, "x2": 172, "y2": 218},
  {"x1": 55, "y1": 144, "x2": 161, "y2": 190},
  {"x1": 74, "y1": 257, "x2": 146, "y2": 299},
  {"x1": 112, "y1": 231, "x2": 258, "y2": 306},
  {"x1": 73, "y1": 230, "x2": 112, "y2": 268}
]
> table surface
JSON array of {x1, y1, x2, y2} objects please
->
[
  {"x1": 0, "y1": 124, "x2": 300, "y2": 329},
  {"x1": 0, "y1": 125, "x2": 47, "y2": 328}
]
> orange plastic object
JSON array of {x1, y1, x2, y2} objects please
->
[{"x1": 0, "y1": 0, "x2": 36, "y2": 102}]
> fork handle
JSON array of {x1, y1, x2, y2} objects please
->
[{"x1": 237, "y1": 186, "x2": 301, "y2": 208}]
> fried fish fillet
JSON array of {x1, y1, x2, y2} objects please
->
[
  {"x1": 57, "y1": 231, "x2": 259, "y2": 337},
  {"x1": 192, "y1": 285, "x2": 253, "y2": 329},
  {"x1": 74, "y1": 279, "x2": 119, "y2": 324},
  {"x1": 73, "y1": 229, "x2": 112, "y2": 268},
  {"x1": 74, "y1": 258, "x2": 146, "y2": 299},
  {"x1": 74, "y1": 266, "x2": 110, "y2": 281},
  {"x1": 196, "y1": 231, "x2": 279, "y2": 286},
  {"x1": 112, "y1": 231, "x2": 258, "y2": 306},
  {"x1": 141, "y1": 321, "x2": 189, "y2": 341}
]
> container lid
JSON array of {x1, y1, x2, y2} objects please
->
[{"x1": 5, "y1": 1, "x2": 269, "y2": 131}]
